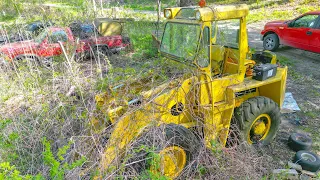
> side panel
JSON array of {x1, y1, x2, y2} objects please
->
[
  {"x1": 308, "y1": 28, "x2": 320, "y2": 53},
  {"x1": 232, "y1": 67, "x2": 287, "y2": 108},
  {"x1": 259, "y1": 80, "x2": 285, "y2": 107}
]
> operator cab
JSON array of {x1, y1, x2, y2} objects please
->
[{"x1": 160, "y1": 5, "x2": 249, "y2": 78}]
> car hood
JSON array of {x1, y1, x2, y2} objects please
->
[
  {"x1": 0, "y1": 40, "x2": 38, "y2": 52},
  {"x1": 265, "y1": 20, "x2": 288, "y2": 27}
]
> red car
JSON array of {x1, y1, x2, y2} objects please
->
[
  {"x1": 0, "y1": 26, "x2": 130, "y2": 66},
  {"x1": 261, "y1": 11, "x2": 320, "y2": 53}
]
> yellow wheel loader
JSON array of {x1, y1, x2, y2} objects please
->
[{"x1": 92, "y1": 4, "x2": 287, "y2": 179}]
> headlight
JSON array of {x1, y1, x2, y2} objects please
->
[
  {"x1": 195, "y1": 11, "x2": 201, "y2": 20},
  {"x1": 164, "y1": 9, "x2": 172, "y2": 19}
]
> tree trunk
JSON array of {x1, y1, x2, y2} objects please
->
[{"x1": 156, "y1": 0, "x2": 161, "y2": 38}]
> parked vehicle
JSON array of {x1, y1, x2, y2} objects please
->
[
  {"x1": 0, "y1": 26, "x2": 130, "y2": 67},
  {"x1": 261, "y1": 11, "x2": 320, "y2": 53},
  {"x1": 92, "y1": 3, "x2": 287, "y2": 178}
]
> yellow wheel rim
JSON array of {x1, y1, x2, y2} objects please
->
[
  {"x1": 248, "y1": 114, "x2": 271, "y2": 144},
  {"x1": 156, "y1": 146, "x2": 187, "y2": 178}
]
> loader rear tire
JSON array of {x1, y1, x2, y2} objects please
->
[
  {"x1": 126, "y1": 124, "x2": 201, "y2": 178},
  {"x1": 234, "y1": 96, "x2": 281, "y2": 145}
]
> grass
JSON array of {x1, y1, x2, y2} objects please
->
[
  {"x1": 277, "y1": 55, "x2": 294, "y2": 66},
  {"x1": 277, "y1": 55, "x2": 304, "y2": 81},
  {"x1": 0, "y1": 15, "x2": 17, "y2": 23},
  {"x1": 305, "y1": 111, "x2": 318, "y2": 119},
  {"x1": 0, "y1": 3, "x2": 169, "y2": 177}
]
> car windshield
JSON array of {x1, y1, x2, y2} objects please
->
[
  {"x1": 34, "y1": 30, "x2": 48, "y2": 43},
  {"x1": 160, "y1": 22, "x2": 200, "y2": 63}
]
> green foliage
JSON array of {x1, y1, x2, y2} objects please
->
[
  {"x1": 124, "y1": 21, "x2": 161, "y2": 60},
  {"x1": 139, "y1": 170, "x2": 169, "y2": 180},
  {"x1": 277, "y1": 55, "x2": 293, "y2": 66},
  {"x1": 105, "y1": 0, "x2": 175, "y2": 10},
  {"x1": 197, "y1": 165, "x2": 207, "y2": 175},
  {"x1": 297, "y1": 5, "x2": 318, "y2": 14},
  {"x1": 0, "y1": 162, "x2": 44, "y2": 180},
  {"x1": 0, "y1": 15, "x2": 17, "y2": 22},
  {"x1": 42, "y1": 138, "x2": 63, "y2": 179},
  {"x1": 139, "y1": 146, "x2": 169, "y2": 180},
  {"x1": 42, "y1": 138, "x2": 86, "y2": 179},
  {"x1": 305, "y1": 111, "x2": 317, "y2": 118},
  {"x1": 210, "y1": 139, "x2": 222, "y2": 154},
  {"x1": 0, "y1": 119, "x2": 19, "y2": 163},
  {"x1": 301, "y1": 0, "x2": 318, "y2": 4}
]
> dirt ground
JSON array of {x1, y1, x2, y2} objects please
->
[{"x1": 248, "y1": 22, "x2": 320, "y2": 169}]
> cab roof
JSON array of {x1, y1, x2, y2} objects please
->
[
  {"x1": 165, "y1": 4, "x2": 249, "y2": 21},
  {"x1": 199, "y1": 4, "x2": 249, "y2": 21},
  {"x1": 306, "y1": 11, "x2": 320, "y2": 15}
]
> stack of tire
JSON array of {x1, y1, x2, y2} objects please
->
[{"x1": 288, "y1": 133, "x2": 320, "y2": 173}]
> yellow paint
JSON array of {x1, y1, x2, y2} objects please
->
[
  {"x1": 247, "y1": 114, "x2": 271, "y2": 144},
  {"x1": 163, "y1": 7, "x2": 182, "y2": 19},
  {"x1": 97, "y1": 21, "x2": 122, "y2": 36},
  {"x1": 156, "y1": 146, "x2": 187, "y2": 178},
  {"x1": 95, "y1": 3, "x2": 288, "y2": 178},
  {"x1": 198, "y1": 4, "x2": 249, "y2": 21}
]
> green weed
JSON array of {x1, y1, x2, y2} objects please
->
[
  {"x1": 42, "y1": 138, "x2": 86, "y2": 179},
  {"x1": 277, "y1": 55, "x2": 293, "y2": 66},
  {"x1": 301, "y1": 0, "x2": 318, "y2": 4},
  {"x1": 305, "y1": 111, "x2": 318, "y2": 119},
  {"x1": 0, "y1": 162, "x2": 44, "y2": 180},
  {"x1": 289, "y1": 70, "x2": 302, "y2": 80}
]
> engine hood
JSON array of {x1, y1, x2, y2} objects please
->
[
  {"x1": 93, "y1": 73, "x2": 195, "y2": 128},
  {"x1": 0, "y1": 40, "x2": 37, "y2": 51},
  {"x1": 265, "y1": 20, "x2": 288, "y2": 27},
  {"x1": 0, "y1": 40, "x2": 38, "y2": 59}
]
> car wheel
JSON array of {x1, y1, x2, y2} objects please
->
[
  {"x1": 288, "y1": 133, "x2": 312, "y2": 152},
  {"x1": 126, "y1": 124, "x2": 201, "y2": 179},
  {"x1": 294, "y1": 150, "x2": 320, "y2": 172},
  {"x1": 234, "y1": 96, "x2": 281, "y2": 145},
  {"x1": 263, "y1": 34, "x2": 280, "y2": 51}
]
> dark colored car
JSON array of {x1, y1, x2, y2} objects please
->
[{"x1": 261, "y1": 11, "x2": 320, "y2": 53}]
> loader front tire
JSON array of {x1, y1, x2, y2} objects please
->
[
  {"x1": 127, "y1": 124, "x2": 201, "y2": 178},
  {"x1": 234, "y1": 96, "x2": 281, "y2": 145}
]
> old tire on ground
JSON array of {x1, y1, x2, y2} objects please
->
[
  {"x1": 234, "y1": 96, "x2": 281, "y2": 145},
  {"x1": 127, "y1": 123, "x2": 201, "y2": 178},
  {"x1": 294, "y1": 150, "x2": 320, "y2": 172},
  {"x1": 288, "y1": 133, "x2": 312, "y2": 152},
  {"x1": 263, "y1": 34, "x2": 280, "y2": 51}
]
